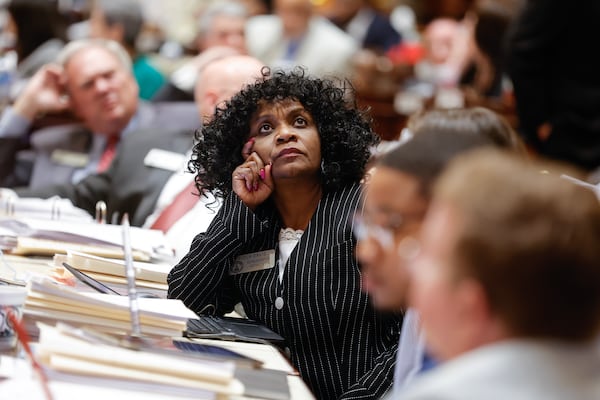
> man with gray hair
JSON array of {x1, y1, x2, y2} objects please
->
[
  {"x1": 0, "y1": 39, "x2": 199, "y2": 188},
  {"x1": 152, "y1": 0, "x2": 249, "y2": 102},
  {"x1": 89, "y1": 0, "x2": 166, "y2": 99},
  {"x1": 14, "y1": 53, "x2": 264, "y2": 252}
]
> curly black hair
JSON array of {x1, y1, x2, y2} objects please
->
[{"x1": 189, "y1": 68, "x2": 379, "y2": 198}]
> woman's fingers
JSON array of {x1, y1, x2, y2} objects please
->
[
  {"x1": 245, "y1": 160, "x2": 260, "y2": 191},
  {"x1": 234, "y1": 167, "x2": 254, "y2": 192},
  {"x1": 232, "y1": 161, "x2": 274, "y2": 211},
  {"x1": 262, "y1": 162, "x2": 273, "y2": 188},
  {"x1": 242, "y1": 152, "x2": 266, "y2": 191},
  {"x1": 241, "y1": 137, "x2": 255, "y2": 159}
]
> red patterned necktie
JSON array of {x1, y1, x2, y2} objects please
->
[{"x1": 97, "y1": 135, "x2": 119, "y2": 172}]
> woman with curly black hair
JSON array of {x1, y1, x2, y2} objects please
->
[{"x1": 168, "y1": 69, "x2": 402, "y2": 399}]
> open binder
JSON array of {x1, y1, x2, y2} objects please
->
[
  {"x1": 0, "y1": 217, "x2": 173, "y2": 261},
  {"x1": 0, "y1": 194, "x2": 93, "y2": 222}
]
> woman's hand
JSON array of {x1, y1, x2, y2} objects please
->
[{"x1": 232, "y1": 138, "x2": 274, "y2": 210}]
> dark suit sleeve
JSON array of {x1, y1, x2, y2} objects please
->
[
  {"x1": 0, "y1": 138, "x2": 24, "y2": 186},
  {"x1": 167, "y1": 193, "x2": 268, "y2": 315},
  {"x1": 507, "y1": 0, "x2": 569, "y2": 143}
]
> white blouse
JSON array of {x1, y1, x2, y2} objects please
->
[{"x1": 277, "y1": 227, "x2": 304, "y2": 283}]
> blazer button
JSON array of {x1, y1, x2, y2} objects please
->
[{"x1": 275, "y1": 296, "x2": 284, "y2": 310}]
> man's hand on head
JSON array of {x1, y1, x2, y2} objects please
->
[{"x1": 12, "y1": 64, "x2": 71, "y2": 121}]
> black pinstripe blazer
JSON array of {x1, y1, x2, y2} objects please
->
[{"x1": 168, "y1": 183, "x2": 402, "y2": 399}]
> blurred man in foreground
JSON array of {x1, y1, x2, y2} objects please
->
[{"x1": 400, "y1": 150, "x2": 600, "y2": 400}]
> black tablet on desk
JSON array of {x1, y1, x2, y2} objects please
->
[{"x1": 185, "y1": 315, "x2": 286, "y2": 347}]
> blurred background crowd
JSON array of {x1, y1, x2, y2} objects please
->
[
  {"x1": 1, "y1": 0, "x2": 598, "y2": 185},
  {"x1": 0, "y1": 0, "x2": 519, "y2": 133}
]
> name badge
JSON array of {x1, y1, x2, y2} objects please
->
[
  {"x1": 50, "y1": 149, "x2": 89, "y2": 167},
  {"x1": 229, "y1": 250, "x2": 275, "y2": 276},
  {"x1": 144, "y1": 148, "x2": 186, "y2": 172}
]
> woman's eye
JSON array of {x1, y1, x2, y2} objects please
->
[
  {"x1": 259, "y1": 124, "x2": 272, "y2": 134},
  {"x1": 295, "y1": 117, "x2": 307, "y2": 127}
]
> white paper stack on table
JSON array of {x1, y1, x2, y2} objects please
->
[
  {"x1": 54, "y1": 250, "x2": 171, "y2": 292},
  {"x1": 24, "y1": 277, "x2": 194, "y2": 338},
  {"x1": 36, "y1": 323, "x2": 243, "y2": 399},
  {"x1": 0, "y1": 217, "x2": 174, "y2": 261},
  {"x1": 28, "y1": 322, "x2": 293, "y2": 400}
]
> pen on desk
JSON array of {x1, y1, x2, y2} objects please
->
[
  {"x1": 4, "y1": 306, "x2": 54, "y2": 400},
  {"x1": 122, "y1": 214, "x2": 142, "y2": 337}
]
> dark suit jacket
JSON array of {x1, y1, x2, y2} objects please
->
[
  {"x1": 507, "y1": 0, "x2": 600, "y2": 169},
  {"x1": 362, "y1": 10, "x2": 401, "y2": 52},
  {"x1": 4, "y1": 101, "x2": 200, "y2": 189},
  {"x1": 168, "y1": 184, "x2": 401, "y2": 399},
  {"x1": 17, "y1": 127, "x2": 194, "y2": 227}
]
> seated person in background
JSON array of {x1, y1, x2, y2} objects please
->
[
  {"x1": 399, "y1": 149, "x2": 600, "y2": 400},
  {"x1": 0, "y1": 38, "x2": 199, "y2": 189},
  {"x1": 152, "y1": 0, "x2": 249, "y2": 102},
  {"x1": 193, "y1": 0, "x2": 248, "y2": 56},
  {"x1": 246, "y1": 0, "x2": 358, "y2": 79},
  {"x1": 412, "y1": 17, "x2": 470, "y2": 89},
  {"x1": 2, "y1": 0, "x2": 67, "y2": 92},
  {"x1": 356, "y1": 107, "x2": 525, "y2": 396},
  {"x1": 468, "y1": 0, "x2": 521, "y2": 99},
  {"x1": 145, "y1": 55, "x2": 265, "y2": 259},
  {"x1": 508, "y1": 0, "x2": 600, "y2": 171},
  {"x1": 89, "y1": 0, "x2": 166, "y2": 100},
  {"x1": 168, "y1": 69, "x2": 401, "y2": 399},
  {"x1": 15, "y1": 53, "x2": 263, "y2": 240},
  {"x1": 323, "y1": 0, "x2": 402, "y2": 54}
]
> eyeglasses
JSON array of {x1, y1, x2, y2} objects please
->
[
  {"x1": 353, "y1": 213, "x2": 394, "y2": 248},
  {"x1": 353, "y1": 211, "x2": 423, "y2": 255}
]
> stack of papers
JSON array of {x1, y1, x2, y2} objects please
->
[
  {"x1": 24, "y1": 278, "x2": 195, "y2": 337},
  {"x1": 0, "y1": 217, "x2": 173, "y2": 261},
  {"x1": 35, "y1": 323, "x2": 243, "y2": 398},
  {"x1": 54, "y1": 251, "x2": 171, "y2": 291}
]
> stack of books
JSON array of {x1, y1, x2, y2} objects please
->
[{"x1": 24, "y1": 278, "x2": 194, "y2": 338}]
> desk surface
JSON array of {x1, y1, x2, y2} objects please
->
[
  {"x1": 0, "y1": 254, "x2": 316, "y2": 399},
  {"x1": 0, "y1": 355, "x2": 314, "y2": 399}
]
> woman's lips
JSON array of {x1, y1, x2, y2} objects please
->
[{"x1": 276, "y1": 147, "x2": 302, "y2": 159}]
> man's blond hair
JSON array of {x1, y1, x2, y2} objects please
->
[{"x1": 435, "y1": 149, "x2": 600, "y2": 341}]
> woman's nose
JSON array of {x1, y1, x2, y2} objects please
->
[{"x1": 276, "y1": 124, "x2": 297, "y2": 143}]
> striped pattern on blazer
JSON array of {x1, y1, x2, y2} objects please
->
[{"x1": 168, "y1": 183, "x2": 402, "y2": 399}]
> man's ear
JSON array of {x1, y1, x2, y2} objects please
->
[
  {"x1": 201, "y1": 91, "x2": 220, "y2": 118},
  {"x1": 456, "y1": 278, "x2": 491, "y2": 324},
  {"x1": 457, "y1": 278, "x2": 507, "y2": 342}
]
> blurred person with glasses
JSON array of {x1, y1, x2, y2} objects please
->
[{"x1": 355, "y1": 106, "x2": 525, "y2": 397}]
